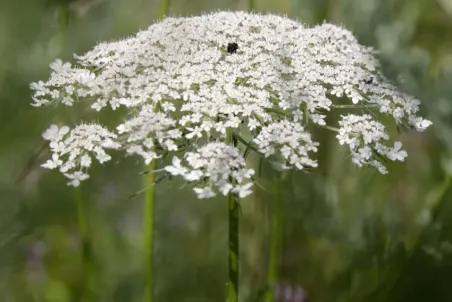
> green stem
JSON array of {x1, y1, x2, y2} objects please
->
[
  {"x1": 58, "y1": 0, "x2": 70, "y2": 49},
  {"x1": 265, "y1": 176, "x2": 284, "y2": 302},
  {"x1": 319, "y1": 125, "x2": 340, "y2": 132},
  {"x1": 227, "y1": 128, "x2": 239, "y2": 302},
  {"x1": 248, "y1": 0, "x2": 255, "y2": 11},
  {"x1": 142, "y1": 0, "x2": 168, "y2": 288},
  {"x1": 160, "y1": 0, "x2": 170, "y2": 19},
  {"x1": 74, "y1": 186, "x2": 93, "y2": 301},
  {"x1": 60, "y1": 3, "x2": 93, "y2": 301},
  {"x1": 331, "y1": 104, "x2": 379, "y2": 109},
  {"x1": 228, "y1": 191, "x2": 239, "y2": 302},
  {"x1": 144, "y1": 159, "x2": 157, "y2": 302}
]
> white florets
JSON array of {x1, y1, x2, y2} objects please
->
[
  {"x1": 31, "y1": 11, "x2": 431, "y2": 197},
  {"x1": 165, "y1": 142, "x2": 254, "y2": 198},
  {"x1": 336, "y1": 114, "x2": 408, "y2": 174},
  {"x1": 41, "y1": 124, "x2": 120, "y2": 186},
  {"x1": 254, "y1": 120, "x2": 318, "y2": 170}
]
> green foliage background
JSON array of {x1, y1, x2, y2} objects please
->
[{"x1": 1, "y1": 0, "x2": 452, "y2": 301}]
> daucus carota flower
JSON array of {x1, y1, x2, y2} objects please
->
[
  {"x1": 31, "y1": 11, "x2": 431, "y2": 198},
  {"x1": 165, "y1": 142, "x2": 255, "y2": 198}
]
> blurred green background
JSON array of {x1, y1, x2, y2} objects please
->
[{"x1": 1, "y1": 0, "x2": 452, "y2": 301}]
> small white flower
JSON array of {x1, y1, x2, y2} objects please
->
[
  {"x1": 232, "y1": 183, "x2": 253, "y2": 198},
  {"x1": 331, "y1": 87, "x2": 343, "y2": 97},
  {"x1": 64, "y1": 171, "x2": 89, "y2": 187},
  {"x1": 49, "y1": 59, "x2": 71, "y2": 72},
  {"x1": 31, "y1": 97, "x2": 50, "y2": 107},
  {"x1": 217, "y1": 180, "x2": 233, "y2": 195},
  {"x1": 293, "y1": 109, "x2": 304, "y2": 122},
  {"x1": 386, "y1": 141, "x2": 408, "y2": 161},
  {"x1": 42, "y1": 125, "x2": 69, "y2": 141},
  {"x1": 193, "y1": 186, "x2": 216, "y2": 199},
  {"x1": 42, "y1": 154, "x2": 63, "y2": 169},
  {"x1": 161, "y1": 102, "x2": 176, "y2": 112},
  {"x1": 75, "y1": 70, "x2": 95, "y2": 85},
  {"x1": 248, "y1": 118, "x2": 260, "y2": 131},
  {"x1": 61, "y1": 96, "x2": 74, "y2": 106},
  {"x1": 186, "y1": 126, "x2": 203, "y2": 139},
  {"x1": 49, "y1": 141, "x2": 66, "y2": 153},
  {"x1": 310, "y1": 114, "x2": 326, "y2": 126},
  {"x1": 414, "y1": 117, "x2": 433, "y2": 132},
  {"x1": 80, "y1": 154, "x2": 92, "y2": 167},
  {"x1": 164, "y1": 157, "x2": 188, "y2": 176},
  {"x1": 110, "y1": 98, "x2": 121, "y2": 110},
  {"x1": 185, "y1": 170, "x2": 203, "y2": 181},
  {"x1": 91, "y1": 99, "x2": 108, "y2": 111},
  {"x1": 95, "y1": 151, "x2": 112, "y2": 164}
]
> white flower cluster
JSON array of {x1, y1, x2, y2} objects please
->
[
  {"x1": 41, "y1": 124, "x2": 120, "y2": 186},
  {"x1": 337, "y1": 115, "x2": 408, "y2": 174},
  {"x1": 165, "y1": 142, "x2": 255, "y2": 198},
  {"x1": 254, "y1": 120, "x2": 318, "y2": 170},
  {"x1": 31, "y1": 11, "x2": 431, "y2": 198},
  {"x1": 117, "y1": 105, "x2": 182, "y2": 164}
]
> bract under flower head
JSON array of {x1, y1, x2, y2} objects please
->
[{"x1": 31, "y1": 11, "x2": 431, "y2": 197}]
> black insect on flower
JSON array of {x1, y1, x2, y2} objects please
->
[
  {"x1": 227, "y1": 42, "x2": 239, "y2": 54},
  {"x1": 364, "y1": 77, "x2": 373, "y2": 84}
]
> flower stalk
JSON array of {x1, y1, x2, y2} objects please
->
[
  {"x1": 160, "y1": 0, "x2": 171, "y2": 19},
  {"x1": 143, "y1": 1, "x2": 169, "y2": 299},
  {"x1": 74, "y1": 186, "x2": 95, "y2": 301},
  {"x1": 143, "y1": 159, "x2": 157, "y2": 302},
  {"x1": 265, "y1": 174, "x2": 284, "y2": 302},
  {"x1": 58, "y1": 2, "x2": 95, "y2": 300},
  {"x1": 248, "y1": 0, "x2": 255, "y2": 11},
  {"x1": 228, "y1": 191, "x2": 240, "y2": 302},
  {"x1": 227, "y1": 127, "x2": 240, "y2": 302}
]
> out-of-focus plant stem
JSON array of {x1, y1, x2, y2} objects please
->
[
  {"x1": 144, "y1": 159, "x2": 157, "y2": 302},
  {"x1": 248, "y1": 0, "x2": 255, "y2": 11},
  {"x1": 60, "y1": 2, "x2": 94, "y2": 301},
  {"x1": 265, "y1": 174, "x2": 284, "y2": 302},
  {"x1": 143, "y1": 2, "x2": 169, "y2": 299},
  {"x1": 58, "y1": 0, "x2": 70, "y2": 47},
  {"x1": 227, "y1": 128, "x2": 239, "y2": 302},
  {"x1": 160, "y1": 0, "x2": 171, "y2": 19},
  {"x1": 75, "y1": 186, "x2": 94, "y2": 301},
  {"x1": 228, "y1": 192, "x2": 240, "y2": 302}
]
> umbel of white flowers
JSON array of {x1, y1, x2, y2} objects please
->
[{"x1": 30, "y1": 11, "x2": 432, "y2": 199}]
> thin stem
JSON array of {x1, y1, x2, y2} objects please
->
[
  {"x1": 142, "y1": 0, "x2": 168, "y2": 289},
  {"x1": 265, "y1": 175, "x2": 284, "y2": 302},
  {"x1": 228, "y1": 190, "x2": 239, "y2": 302},
  {"x1": 74, "y1": 186, "x2": 94, "y2": 301},
  {"x1": 265, "y1": 107, "x2": 288, "y2": 117},
  {"x1": 227, "y1": 128, "x2": 239, "y2": 302},
  {"x1": 248, "y1": 0, "x2": 255, "y2": 11},
  {"x1": 144, "y1": 159, "x2": 157, "y2": 302},
  {"x1": 318, "y1": 124, "x2": 340, "y2": 132},
  {"x1": 331, "y1": 104, "x2": 379, "y2": 109},
  {"x1": 160, "y1": 0, "x2": 170, "y2": 19},
  {"x1": 58, "y1": 0, "x2": 70, "y2": 50},
  {"x1": 61, "y1": 3, "x2": 93, "y2": 301}
]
